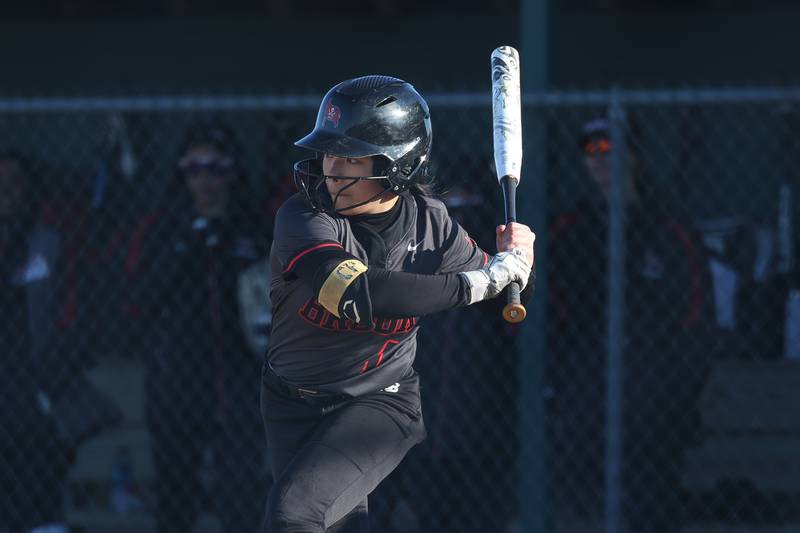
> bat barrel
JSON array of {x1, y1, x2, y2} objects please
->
[{"x1": 491, "y1": 46, "x2": 522, "y2": 186}]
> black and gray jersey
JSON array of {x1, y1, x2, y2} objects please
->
[{"x1": 267, "y1": 193, "x2": 488, "y2": 396}]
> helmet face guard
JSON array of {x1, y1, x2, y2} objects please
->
[
  {"x1": 294, "y1": 75, "x2": 432, "y2": 211},
  {"x1": 293, "y1": 157, "x2": 394, "y2": 215}
]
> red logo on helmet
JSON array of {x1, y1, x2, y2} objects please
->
[{"x1": 324, "y1": 102, "x2": 342, "y2": 128}]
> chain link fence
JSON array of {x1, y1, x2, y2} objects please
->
[{"x1": 1, "y1": 88, "x2": 799, "y2": 533}]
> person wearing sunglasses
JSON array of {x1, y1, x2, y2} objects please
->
[
  {"x1": 546, "y1": 116, "x2": 715, "y2": 533},
  {"x1": 178, "y1": 151, "x2": 236, "y2": 218},
  {"x1": 125, "y1": 122, "x2": 271, "y2": 533},
  {"x1": 578, "y1": 117, "x2": 644, "y2": 206}
]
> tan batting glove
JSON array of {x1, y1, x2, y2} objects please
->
[{"x1": 458, "y1": 248, "x2": 531, "y2": 305}]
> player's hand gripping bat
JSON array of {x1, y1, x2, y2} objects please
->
[{"x1": 491, "y1": 45, "x2": 527, "y2": 323}]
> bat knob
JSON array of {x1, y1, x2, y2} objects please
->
[{"x1": 503, "y1": 302, "x2": 526, "y2": 323}]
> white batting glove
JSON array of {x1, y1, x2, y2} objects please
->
[{"x1": 458, "y1": 248, "x2": 531, "y2": 305}]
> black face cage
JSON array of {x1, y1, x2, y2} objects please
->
[
  {"x1": 293, "y1": 157, "x2": 395, "y2": 214},
  {"x1": 293, "y1": 158, "x2": 331, "y2": 213}
]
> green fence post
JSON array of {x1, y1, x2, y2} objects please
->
[{"x1": 519, "y1": 1, "x2": 549, "y2": 532}]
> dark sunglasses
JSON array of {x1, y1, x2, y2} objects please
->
[
  {"x1": 582, "y1": 138, "x2": 612, "y2": 155},
  {"x1": 179, "y1": 156, "x2": 235, "y2": 177}
]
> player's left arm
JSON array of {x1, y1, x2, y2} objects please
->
[
  {"x1": 291, "y1": 252, "x2": 471, "y2": 320},
  {"x1": 438, "y1": 213, "x2": 536, "y2": 305}
]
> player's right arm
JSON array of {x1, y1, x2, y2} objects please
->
[
  {"x1": 274, "y1": 196, "x2": 371, "y2": 322},
  {"x1": 275, "y1": 196, "x2": 462, "y2": 324}
]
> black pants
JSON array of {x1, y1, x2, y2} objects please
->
[{"x1": 260, "y1": 366, "x2": 426, "y2": 533}]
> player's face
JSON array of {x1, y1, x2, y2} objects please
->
[{"x1": 322, "y1": 154, "x2": 397, "y2": 215}]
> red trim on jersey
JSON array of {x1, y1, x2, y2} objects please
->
[
  {"x1": 283, "y1": 242, "x2": 343, "y2": 273},
  {"x1": 376, "y1": 339, "x2": 399, "y2": 366},
  {"x1": 297, "y1": 298, "x2": 418, "y2": 337},
  {"x1": 467, "y1": 236, "x2": 489, "y2": 266}
]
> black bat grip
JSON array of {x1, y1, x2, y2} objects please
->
[{"x1": 500, "y1": 176, "x2": 526, "y2": 323}]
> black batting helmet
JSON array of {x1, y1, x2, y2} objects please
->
[{"x1": 294, "y1": 75, "x2": 432, "y2": 212}]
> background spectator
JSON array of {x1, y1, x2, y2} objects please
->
[
  {"x1": 547, "y1": 116, "x2": 716, "y2": 533},
  {"x1": 124, "y1": 122, "x2": 272, "y2": 533}
]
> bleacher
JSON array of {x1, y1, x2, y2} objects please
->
[
  {"x1": 682, "y1": 359, "x2": 800, "y2": 532},
  {"x1": 64, "y1": 357, "x2": 223, "y2": 533}
]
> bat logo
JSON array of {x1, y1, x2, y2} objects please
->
[
  {"x1": 324, "y1": 102, "x2": 342, "y2": 128},
  {"x1": 493, "y1": 77, "x2": 514, "y2": 106},
  {"x1": 492, "y1": 48, "x2": 520, "y2": 113},
  {"x1": 492, "y1": 49, "x2": 521, "y2": 148}
]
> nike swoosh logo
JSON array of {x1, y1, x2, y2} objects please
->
[{"x1": 407, "y1": 241, "x2": 421, "y2": 252}]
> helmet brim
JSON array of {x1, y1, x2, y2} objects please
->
[{"x1": 295, "y1": 130, "x2": 383, "y2": 159}]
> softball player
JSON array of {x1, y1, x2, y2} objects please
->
[{"x1": 261, "y1": 75, "x2": 535, "y2": 533}]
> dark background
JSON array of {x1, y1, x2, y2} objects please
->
[{"x1": 0, "y1": 0, "x2": 798, "y2": 97}]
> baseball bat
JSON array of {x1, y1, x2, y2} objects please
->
[{"x1": 491, "y1": 45, "x2": 526, "y2": 323}]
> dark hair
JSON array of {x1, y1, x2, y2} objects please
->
[
  {"x1": 350, "y1": 153, "x2": 437, "y2": 199},
  {"x1": 370, "y1": 154, "x2": 437, "y2": 198},
  {"x1": 177, "y1": 121, "x2": 241, "y2": 165},
  {"x1": 409, "y1": 181, "x2": 435, "y2": 197}
]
